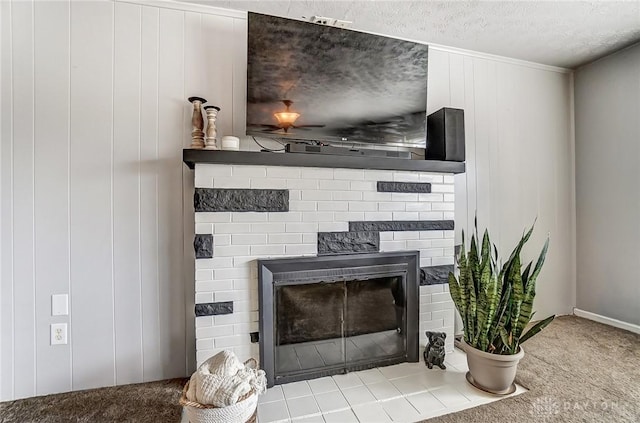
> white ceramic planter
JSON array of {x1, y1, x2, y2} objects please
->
[{"x1": 462, "y1": 339, "x2": 524, "y2": 394}]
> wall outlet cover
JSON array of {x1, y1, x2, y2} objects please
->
[{"x1": 51, "y1": 323, "x2": 68, "y2": 345}]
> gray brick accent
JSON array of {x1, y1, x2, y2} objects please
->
[
  {"x1": 194, "y1": 234, "x2": 213, "y2": 259},
  {"x1": 349, "y1": 220, "x2": 454, "y2": 232},
  {"x1": 420, "y1": 265, "x2": 455, "y2": 286},
  {"x1": 377, "y1": 181, "x2": 432, "y2": 193},
  {"x1": 195, "y1": 301, "x2": 233, "y2": 317},
  {"x1": 317, "y1": 231, "x2": 380, "y2": 255},
  {"x1": 194, "y1": 188, "x2": 289, "y2": 212}
]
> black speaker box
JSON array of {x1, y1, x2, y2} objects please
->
[{"x1": 426, "y1": 108, "x2": 465, "y2": 162}]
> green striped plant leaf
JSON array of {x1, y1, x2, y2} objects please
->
[
  {"x1": 448, "y1": 218, "x2": 555, "y2": 355},
  {"x1": 519, "y1": 315, "x2": 555, "y2": 345},
  {"x1": 515, "y1": 238, "x2": 550, "y2": 344}
]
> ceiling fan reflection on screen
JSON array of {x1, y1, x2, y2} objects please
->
[{"x1": 249, "y1": 100, "x2": 325, "y2": 134}]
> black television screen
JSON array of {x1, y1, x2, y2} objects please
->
[{"x1": 246, "y1": 13, "x2": 429, "y2": 148}]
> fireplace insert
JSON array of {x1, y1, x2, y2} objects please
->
[{"x1": 258, "y1": 251, "x2": 419, "y2": 387}]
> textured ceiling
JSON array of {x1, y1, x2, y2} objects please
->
[{"x1": 182, "y1": 0, "x2": 640, "y2": 69}]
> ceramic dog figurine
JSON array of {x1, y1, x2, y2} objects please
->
[{"x1": 424, "y1": 331, "x2": 446, "y2": 369}]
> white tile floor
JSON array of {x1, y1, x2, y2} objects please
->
[{"x1": 181, "y1": 348, "x2": 526, "y2": 423}]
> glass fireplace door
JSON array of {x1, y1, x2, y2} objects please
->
[
  {"x1": 344, "y1": 275, "x2": 406, "y2": 367},
  {"x1": 273, "y1": 273, "x2": 407, "y2": 383},
  {"x1": 274, "y1": 282, "x2": 346, "y2": 377}
]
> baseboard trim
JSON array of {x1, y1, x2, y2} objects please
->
[{"x1": 573, "y1": 308, "x2": 640, "y2": 335}]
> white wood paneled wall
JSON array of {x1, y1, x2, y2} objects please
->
[
  {"x1": 1, "y1": 0, "x2": 575, "y2": 400},
  {"x1": 0, "y1": 0, "x2": 247, "y2": 400},
  {"x1": 427, "y1": 48, "x2": 575, "y2": 322}
]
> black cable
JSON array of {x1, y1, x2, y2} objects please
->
[
  {"x1": 252, "y1": 136, "x2": 286, "y2": 152},
  {"x1": 274, "y1": 138, "x2": 288, "y2": 147},
  {"x1": 411, "y1": 150, "x2": 425, "y2": 158}
]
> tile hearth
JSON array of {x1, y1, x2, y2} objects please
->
[{"x1": 181, "y1": 347, "x2": 525, "y2": 423}]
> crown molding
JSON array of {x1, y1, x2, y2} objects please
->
[
  {"x1": 114, "y1": 0, "x2": 247, "y2": 19},
  {"x1": 114, "y1": 0, "x2": 571, "y2": 74}
]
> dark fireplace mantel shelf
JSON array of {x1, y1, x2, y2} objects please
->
[{"x1": 183, "y1": 149, "x2": 466, "y2": 174}]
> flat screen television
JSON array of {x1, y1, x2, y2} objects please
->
[{"x1": 246, "y1": 13, "x2": 429, "y2": 148}]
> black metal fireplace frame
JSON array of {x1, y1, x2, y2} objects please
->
[{"x1": 258, "y1": 251, "x2": 420, "y2": 387}]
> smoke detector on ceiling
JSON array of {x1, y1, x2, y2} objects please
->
[{"x1": 309, "y1": 16, "x2": 352, "y2": 28}]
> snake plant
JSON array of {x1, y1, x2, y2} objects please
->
[{"x1": 448, "y1": 219, "x2": 555, "y2": 355}]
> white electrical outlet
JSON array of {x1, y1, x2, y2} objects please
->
[
  {"x1": 51, "y1": 323, "x2": 68, "y2": 345},
  {"x1": 333, "y1": 19, "x2": 352, "y2": 29},
  {"x1": 309, "y1": 16, "x2": 352, "y2": 28},
  {"x1": 310, "y1": 16, "x2": 333, "y2": 26}
]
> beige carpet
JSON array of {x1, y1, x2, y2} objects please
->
[
  {"x1": 427, "y1": 316, "x2": 640, "y2": 422},
  {"x1": 1, "y1": 316, "x2": 639, "y2": 422},
  {"x1": 0, "y1": 378, "x2": 188, "y2": 423}
]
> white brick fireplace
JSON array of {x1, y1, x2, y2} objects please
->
[{"x1": 191, "y1": 162, "x2": 457, "y2": 367}]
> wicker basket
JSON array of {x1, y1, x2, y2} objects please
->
[
  {"x1": 179, "y1": 381, "x2": 257, "y2": 423},
  {"x1": 179, "y1": 359, "x2": 259, "y2": 423}
]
